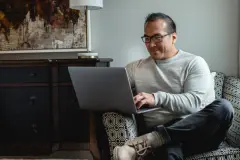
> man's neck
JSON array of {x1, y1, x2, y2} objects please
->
[{"x1": 164, "y1": 48, "x2": 179, "y2": 59}]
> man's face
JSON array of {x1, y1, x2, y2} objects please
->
[{"x1": 143, "y1": 19, "x2": 177, "y2": 60}]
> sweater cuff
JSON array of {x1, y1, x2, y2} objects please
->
[
  {"x1": 153, "y1": 93, "x2": 159, "y2": 106},
  {"x1": 153, "y1": 91, "x2": 167, "y2": 107}
]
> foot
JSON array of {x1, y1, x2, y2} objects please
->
[
  {"x1": 125, "y1": 131, "x2": 163, "y2": 148},
  {"x1": 113, "y1": 131, "x2": 162, "y2": 160},
  {"x1": 113, "y1": 145, "x2": 136, "y2": 160}
]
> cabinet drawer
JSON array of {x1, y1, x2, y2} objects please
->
[
  {"x1": 0, "y1": 66, "x2": 49, "y2": 83},
  {"x1": 0, "y1": 87, "x2": 51, "y2": 141},
  {"x1": 58, "y1": 86, "x2": 90, "y2": 142},
  {"x1": 58, "y1": 65, "x2": 94, "y2": 82}
]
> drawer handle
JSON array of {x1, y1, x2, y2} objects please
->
[
  {"x1": 29, "y1": 96, "x2": 37, "y2": 106},
  {"x1": 29, "y1": 73, "x2": 37, "y2": 77},
  {"x1": 31, "y1": 124, "x2": 38, "y2": 133}
]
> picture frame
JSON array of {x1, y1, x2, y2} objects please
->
[{"x1": 0, "y1": 0, "x2": 91, "y2": 54}]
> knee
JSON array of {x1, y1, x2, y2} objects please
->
[
  {"x1": 210, "y1": 99, "x2": 234, "y2": 123},
  {"x1": 214, "y1": 99, "x2": 234, "y2": 116},
  {"x1": 166, "y1": 143, "x2": 183, "y2": 160}
]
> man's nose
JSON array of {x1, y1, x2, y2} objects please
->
[{"x1": 149, "y1": 40, "x2": 156, "y2": 47}]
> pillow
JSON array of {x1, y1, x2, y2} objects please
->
[
  {"x1": 213, "y1": 72, "x2": 225, "y2": 99},
  {"x1": 223, "y1": 76, "x2": 240, "y2": 147}
]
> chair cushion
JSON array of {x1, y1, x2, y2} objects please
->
[
  {"x1": 102, "y1": 112, "x2": 137, "y2": 159},
  {"x1": 223, "y1": 76, "x2": 240, "y2": 147},
  {"x1": 185, "y1": 141, "x2": 240, "y2": 160},
  {"x1": 185, "y1": 147, "x2": 240, "y2": 160},
  {"x1": 214, "y1": 72, "x2": 225, "y2": 99},
  {"x1": 101, "y1": 72, "x2": 228, "y2": 159}
]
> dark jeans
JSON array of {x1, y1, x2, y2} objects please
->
[{"x1": 137, "y1": 99, "x2": 234, "y2": 160}]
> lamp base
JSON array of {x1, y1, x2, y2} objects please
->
[{"x1": 77, "y1": 53, "x2": 98, "y2": 59}]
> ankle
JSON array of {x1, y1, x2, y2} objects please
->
[{"x1": 153, "y1": 125, "x2": 171, "y2": 145}]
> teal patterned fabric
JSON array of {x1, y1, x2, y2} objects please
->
[{"x1": 223, "y1": 76, "x2": 240, "y2": 147}]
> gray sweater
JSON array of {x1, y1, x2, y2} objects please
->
[{"x1": 126, "y1": 50, "x2": 215, "y2": 128}]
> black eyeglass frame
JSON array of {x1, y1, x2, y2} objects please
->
[{"x1": 141, "y1": 32, "x2": 173, "y2": 43}]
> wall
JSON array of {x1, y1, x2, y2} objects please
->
[
  {"x1": 91, "y1": 0, "x2": 239, "y2": 76},
  {"x1": 239, "y1": 1, "x2": 240, "y2": 77}
]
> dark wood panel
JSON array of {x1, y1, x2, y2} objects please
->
[
  {"x1": 0, "y1": 86, "x2": 51, "y2": 142},
  {"x1": 58, "y1": 66, "x2": 76, "y2": 83},
  {"x1": 96, "y1": 62, "x2": 110, "y2": 67},
  {"x1": 58, "y1": 62, "x2": 110, "y2": 83},
  {"x1": 58, "y1": 86, "x2": 90, "y2": 142},
  {"x1": 0, "y1": 66, "x2": 50, "y2": 83},
  {"x1": 58, "y1": 65, "x2": 94, "y2": 83},
  {"x1": 0, "y1": 58, "x2": 112, "y2": 156}
]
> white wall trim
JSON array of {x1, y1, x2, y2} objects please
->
[
  {"x1": 87, "y1": 10, "x2": 92, "y2": 52},
  {"x1": 0, "y1": 49, "x2": 88, "y2": 54}
]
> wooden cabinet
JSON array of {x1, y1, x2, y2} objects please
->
[
  {"x1": 0, "y1": 87, "x2": 51, "y2": 141},
  {"x1": 0, "y1": 58, "x2": 112, "y2": 156},
  {"x1": 58, "y1": 86, "x2": 89, "y2": 142},
  {"x1": 0, "y1": 67, "x2": 50, "y2": 83}
]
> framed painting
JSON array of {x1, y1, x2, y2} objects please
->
[{"x1": 0, "y1": 0, "x2": 89, "y2": 53}]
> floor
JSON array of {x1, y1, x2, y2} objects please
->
[{"x1": 0, "y1": 151, "x2": 93, "y2": 160}]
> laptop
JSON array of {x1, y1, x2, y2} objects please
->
[{"x1": 68, "y1": 67, "x2": 160, "y2": 114}]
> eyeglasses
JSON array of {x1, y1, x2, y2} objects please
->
[{"x1": 141, "y1": 32, "x2": 173, "y2": 43}]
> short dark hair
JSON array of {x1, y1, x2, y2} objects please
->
[{"x1": 145, "y1": 12, "x2": 176, "y2": 33}]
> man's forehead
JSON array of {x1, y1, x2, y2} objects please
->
[{"x1": 144, "y1": 19, "x2": 168, "y2": 34}]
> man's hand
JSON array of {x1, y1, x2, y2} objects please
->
[{"x1": 133, "y1": 92, "x2": 155, "y2": 109}]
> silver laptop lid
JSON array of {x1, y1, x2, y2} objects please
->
[{"x1": 68, "y1": 67, "x2": 137, "y2": 114}]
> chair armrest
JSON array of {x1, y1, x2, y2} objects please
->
[
  {"x1": 223, "y1": 76, "x2": 240, "y2": 147},
  {"x1": 102, "y1": 112, "x2": 138, "y2": 159}
]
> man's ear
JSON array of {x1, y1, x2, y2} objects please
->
[{"x1": 172, "y1": 32, "x2": 177, "y2": 44}]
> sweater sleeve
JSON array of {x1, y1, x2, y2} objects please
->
[{"x1": 153, "y1": 56, "x2": 212, "y2": 115}]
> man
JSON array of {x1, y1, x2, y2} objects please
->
[{"x1": 113, "y1": 12, "x2": 234, "y2": 160}]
